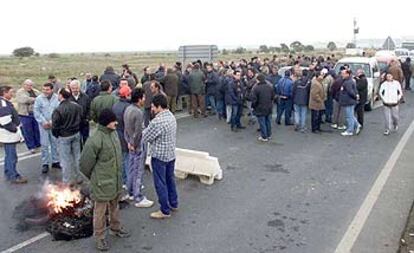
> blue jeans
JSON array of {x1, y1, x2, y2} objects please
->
[
  {"x1": 127, "y1": 149, "x2": 145, "y2": 202},
  {"x1": 343, "y1": 105, "x2": 359, "y2": 133},
  {"x1": 324, "y1": 97, "x2": 333, "y2": 122},
  {"x1": 294, "y1": 104, "x2": 307, "y2": 129},
  {"x1": 39, "y1": 126, "x2": 59, "y2": 166},
  {"x1": 257, "y1": 115, "x2": 272, "y2": 139},
  {"x1": 231, "y1": 104, "x2": 242, "y2": 129},
  {"x1": 151, "y1": 158, "x2": 178, "y2": 215},
  {"x1": 20, "y1": 114, "x2": 41, "y2": 150},
  {"x1": 58, "y1": 133, "x2": 81, "y2": 183},
  {"x1": 4, "y1": 143, "x2": 20, "y2": 181},
  {"x1": 216, "y1": 100, "x2": 225, "y2": 118},
  {"x1": 276, "y1": 98, "x2": 293, "y2": 125},
  {"x1": 206, "y1": 95, "x2": 216, "y2": 112}
]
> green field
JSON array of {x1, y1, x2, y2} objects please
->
[{"x1": 0, "y1": 50, "x2": 345, "y2": 90}]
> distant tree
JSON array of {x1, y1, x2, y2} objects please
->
[
  {"x1": 280, "y1": 43, "x2": 290, "y2": 53},
  {"x1": 48, "y1": 53, "x2": 60, "y2": 58},
  {"x1": 259, "y1": 45, "x2": 269, "y2": 53},
  {"x1": 222, "y1": 49, "x2": 229, "y2": 55},
  {"x1": 269, "y1": 46, "x2": 281, "y2": 53},
  {"x1": 290, "y1": 41, "x2": 304, "y2": 52},
  {"x1": 234, "y1": 47, "x2": 247, "y2": 54},
  {"x1": 304, "y1": 45, "x2": 315, "y2": 52},
  {"x1": 13, "y1": 47, "x2": 35, "y2": 57},
  {"x1": 104, "y1": 53, "x2": 111, "y2": 57},
  {"x1": 34, "y1": 52, "x2": 40, "y2": 57},
  {"x1": 327, "y1": 41, "x2": 337, "y2": 51},
  {"x1": 346, "y1": 43, "x2": 356, "y2": 49}
]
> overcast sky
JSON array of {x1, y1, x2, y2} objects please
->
[{"x1": 1, "y1": 0, "x2": 413, "y2": 54}]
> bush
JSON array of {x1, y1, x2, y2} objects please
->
[
  {"x1": 48, "y1": 53, "x2": 60, "y2": 58},
  {"x1": 34, "y1": 52, "x2": 40, "y2": 57},
  {"x1": 327, "y1": 41, "x2": 337, "y2": 51},
  {"x1": 104, "y1": 53, "x2": 111, "y2": 57},
  {"x1": 234, "y1": 47, "x2": 246, "y2": 54},
  {"x1": 13, "y1": 47, "x2": 35, "y2": 57},
  {"x1": 222, "y1": 49, "x2": 229, "y2": 55}
]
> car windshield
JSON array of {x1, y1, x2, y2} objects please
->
[
  {"x1": 334, "y1": 63, "x2": 372, "y2": 77},
  {"x1": 395, "y1": 51, "x2": 409, "y2": 56}
]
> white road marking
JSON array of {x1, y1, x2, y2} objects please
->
[
  {"x1": 0, "y1": 232, "x2": 50, "y2": 253},
  {"x1": 334, "y1": 119, "x2": 414, "y2": 253},
  {"x1": 0, "y1": 153, "x2": 40, "y2": 166}
]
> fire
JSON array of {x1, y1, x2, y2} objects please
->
[{"x1": 45, "y1": 184, "x2": 81, "y2": 214}]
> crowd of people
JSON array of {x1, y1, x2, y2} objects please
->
[{"x1": 0, "y1": 53, "x2": 411, "y2": 251}]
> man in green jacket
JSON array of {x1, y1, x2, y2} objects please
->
[
  {"x1": 188, "y1": 63, "x2": 207, "y2": 118},
  {"x1": 80, "y1": 109, "x2": 129, "y2": 251},
  {"x1": 90, "y1": 80, "x2": 118, "y2": 123}
]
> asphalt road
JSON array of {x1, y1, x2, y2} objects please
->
[{"x1": 1, "y1": 93, "x2": 414, "y2": 253}]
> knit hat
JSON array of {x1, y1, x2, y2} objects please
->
[
  {"x1": 98, "y1": 109, "x2": 117, "y2": 127},
  {"x1": 119, "y1": 85, "x2": 131, "y2": 98}
]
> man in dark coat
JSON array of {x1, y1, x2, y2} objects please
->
[
  {"x1": 339, "y1": 69, "x2": 361, "y2": 136},
  {"x1": 251, "y1": 74, "x2": 274, "y2": 141},
  {"x1": 100, "y1": 66, "x2": 120, "y2": 91},
  {"x1": 188, "y1": 64, "x2": 207, "y2": 118},
  {"x1": 402, "y1": 57, "x2": 412, "y2": 90},
  {"x1": 162, "y1": 68, "x2": 179, "y2": 113},
  {"x1": 292, "y1": 72, "x2": 310, "y2": 132},
  {"x1": 354, "y1": 69, "x2": 368, "y2": 128},
  {"x1": 69, "y1": 80, "x2": 91, "y2": 143},
  {"x1": 205, "y1": 64, "x2": 219, "y2": 115}
]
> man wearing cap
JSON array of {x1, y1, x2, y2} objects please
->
[
  {"x1": 80, "y1": 109, "x2": 130, "y2": 251},
  {"x1": 112, "y1": 85, "x2": 132, "y2": 187}
]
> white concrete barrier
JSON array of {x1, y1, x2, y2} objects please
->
[{"x1": 146, "y1": 148, "x2": 223, "y2": 185}]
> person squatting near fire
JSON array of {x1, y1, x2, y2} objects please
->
[{"x1": 80, "y1": 109, "x2": 130, "y2": 251}]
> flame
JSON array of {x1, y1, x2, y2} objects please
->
[{"x1": 45, "y1": 184, "x2": 81, "y2": 214}]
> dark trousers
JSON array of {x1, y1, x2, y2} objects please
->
[
  {"x1": 276, "y1": 98, "x2": 293, "y2": 125},
  {"x1": 324, "y1": 97, "x2": 333, "y2": 123},
  {"x1": 355, "y1": 103, "x2": 364, "y2": 127},
  {"x1": 405, "y1": 75, "x2": 411, "y2": 90},
  {"x1": 257, "y1": 114, "x2": 272, "y2": 139},
  {"x1": 231, "y1": 104, "x2": 243, "y2": 129},
  {"x1": 151, "y1": 158, "x2": 178, "y2": 215},
  {"x1": 311, "y1": 109, "x2": 322, "y2": 131},
  {"x1": 79, "y1": 123, "x2": 90, "y2": 144},
  {"x1": 144, "y1": 108, "x2": 151, "y2": 127},
  {"x1": 20, "y1": 114, "x2": 41, "y2": 150}
]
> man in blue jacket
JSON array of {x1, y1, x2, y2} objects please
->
[
  {"x1": 339, "y1": 69, "x2": 361, "y2": 136},
  {"x1": 276, "y1": 70, "x2": 294, "y2": 125}
]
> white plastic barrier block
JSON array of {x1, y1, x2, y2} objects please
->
[{"x1": 145, "y1": 148, "x2": 223, "y2": 185}]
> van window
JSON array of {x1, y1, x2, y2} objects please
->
[{"x1": 334, "y1": 63, "x2": 372, "y2": 77}]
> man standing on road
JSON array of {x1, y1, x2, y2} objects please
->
[
  {"x1": 402, "y1": 57, "x2": 412, "y2": 91},
  {"x1": 143, "y1": 74, "x2": 156, "y2": 127},
  {"x1": 124, "y1": 88, "x2": 154, "y2": 208},
  {"x1": 339, "y1": 69, "x2": 361, "y2": 136},
  {"x1": 142, "y1": 94, "x2": 178, "y2": 219},
  {"x1": 52, "y1": 88, "x2": 83, "y2": 185},
  {"x1": 354, "y1": 69, "x2": 368, "y2": 129},
  {"x1": 388, "y1": 60, "x2": 405, "y2": 102},
  {"x1": 309, "y1": 70, "x2": 325, "y2": 133},
  {"x1": 227, "y1": 70, "x2": 245, "y2": 132},
  {"x1": 80, "y1": 109, "x2": 130, "y2": 251},
  {"x1": 188, "y1": 63, "x2": 207, "y2": 118},
  {"x1": 380, "y1": 72, "x2": 403, "y2": 136},
  {"x1": 16, "y1": 79, "x2": 41, "y2": 153},
  {"x1": 292, "y1": 70, "x2": 310, "y2": 132},
  {"x1": 205, "y1": 63, "x2": 219, "y2": 116},
  {"x1": 251, "y1": 74, "x2": 274, "y2": 142},
  {"x1": 90, "y1": 80, "x2": 118, "y2": 123},
  {"x1": 112, "y1": 85, "x2": 131, "y2": 187},
  {"x1": 34, "y1": 83, "x2": 61, "y2": 174},
  {"x1": 276, "y1": 70, "x2": 294, "y2": 126},
  {"x1": 0, "y1": 86, "x2": 27, "y2": 184},
  {"x1": 162, "y1": 68, "x2": 179, "y2": 114},
  {"x1": 68, "y1": 80, "x2": 91, "y2": 143}
]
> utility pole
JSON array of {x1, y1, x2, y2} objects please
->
[{"x1": 353, "y1": 18, "x2": 359, "y2": 48}]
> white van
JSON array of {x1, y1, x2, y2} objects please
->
[
  {"x1": 395, "y1": 48, "x2": 409, "y2": 62},
  {"x1": 334, "y1": 57, "x2": 381, "y2": 111}
]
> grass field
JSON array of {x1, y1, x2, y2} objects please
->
[{"x1": 0, "y1": 50, "x2": 346, "y2": 90}]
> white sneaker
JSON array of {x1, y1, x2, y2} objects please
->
[
  {"x1": 128, "y1": 195, "x2": 134, "y2": 201},
  {"x1": 330, "y1": 124, "x2": 338, "y2": 129},
  {"x1": 341, "y1": 131, "x2": 353, "y2": 136},
  {"x1": 384, "y1": 130, "x2": 390, "y2": 136},
  {"x1": 258, "y1": 136, "x2": 269, "y2": 142},
  {"x1": 394, "y1": 125, "x2": 399, "y2": 131},
  {"x1": 122, "y1": 184, "x2": 127, "y2": 190},
  {"x1": 338, "y1": 125, "x2": 347, "y2": 130},
  {"x1": 355, "y1": 124, "x2": 362, "y2": 135},
  {"x1": 134, "y1": 197, "x2": 154, "y2": 208}
]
